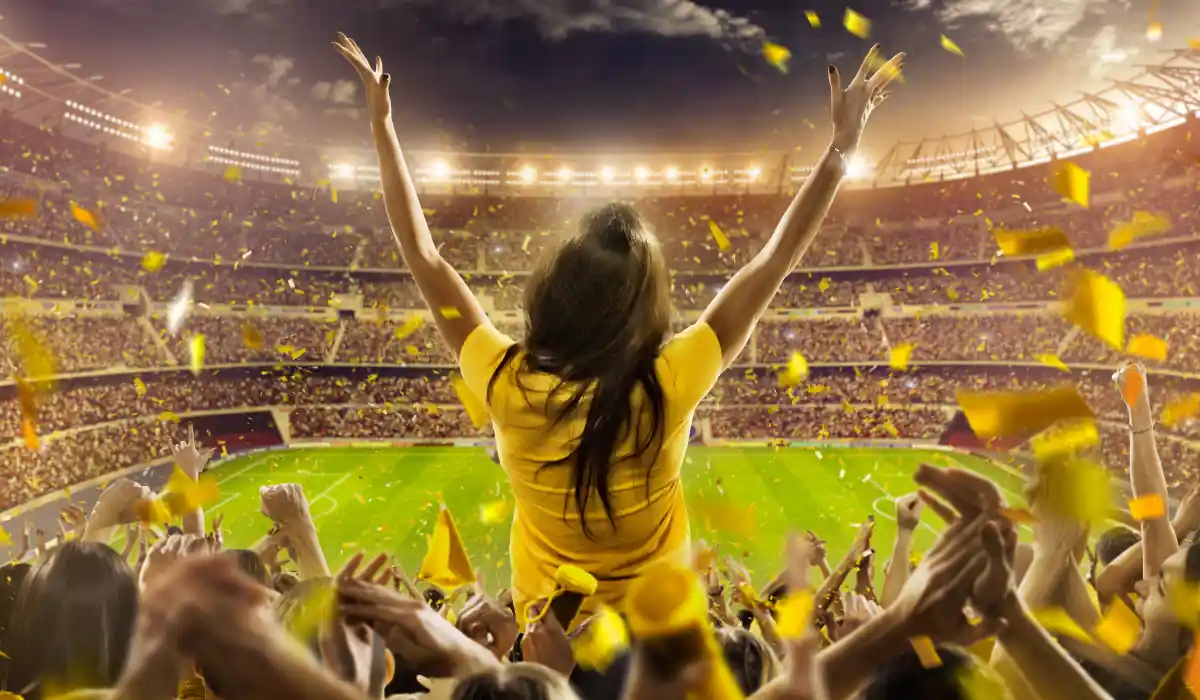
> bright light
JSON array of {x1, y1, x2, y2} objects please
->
[
  {"x1": 1115, "y1": 103, "x2": 1143, "y2": 132},
  {"x1": 1099, "y1": 50, "x2": 1127, "y2": 63},
  {"x1": 700, "y1": 165, "x2": 713, "y2": 182},
  {"x1": 600, "y1": 166, "x2": 615, "y2": 183},
  {"x1": 746, "y1": 165, "x2": 761, "y2": 182},
  {"x1": 634, "y1": 166, "x2": 650, "y2": 183},
  {"x1": 664, "y1": 166, "x2": 680, "y2": 182},
  {"x1": 142, "y1": 123, "x2": 173, "y2": 150},
  {"x1": 845, "y1": 155, "x2": 872, "y2": 180},
  {"x1": 429, "y1": 159, "x2": 451, "y2": 181},
  {"x1": 558, "y1": 166, "x2": 572, "y2": 182},
  {"x1": 519, "y1": 166, "x2": 537, "y2": 184},
  {"x1": 331, "y1": 162, "x2": 356, "y2": 179},
  {"x1": 1146, "y1": 21, "x2": 1162, "y2": 43}
]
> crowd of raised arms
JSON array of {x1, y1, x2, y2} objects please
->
[{"x1": 0, "y1": 32, "x2": 1198, "y2": 700}]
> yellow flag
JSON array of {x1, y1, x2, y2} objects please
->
[
  {"x1": 1052, "y1": 162, "x2": 1090, "y2": 207},
  {"x1": 1062, "y1": 269, "x2": 1125, "y2": 350},
  {"x1": 844, "y1": 8, "x2": 871, "y2": 38},
  {"x1": 940, "y1": 35, "x2": 964, "y2": 56},
  {"x1": 1127, "y1": 334, "x2": 1168, "y2": 362},
  {"x1": 1034, "y1": 353, "x2": 1070, "y2": 372},
  {"x1": 1163, "y1": 394, "x2": 1200, "y2": 427},
  {"x1": 418, "y1": 507, "x2": 476, "y2": 590},
  {"x1": 450, "y1": 374, "x2": 489, "y2": 429},
  {"x1": 956, "y1": 384, "x2": 1092, "y2": 439}
]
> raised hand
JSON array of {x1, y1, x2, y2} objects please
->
[
  {"x1": 85, "y1": 478, "x2": 154, "y2": 538},
  {"x1": 457, "y1": 573, "x2": 518, "y2": 660},
  {"x1": 895, "y1": 493, "x2": 924, "y2": 531},
  {"x1": 523, "y1": 607, "x2": 576, "y2": 678},
  {"x1": 171, "y1": 424, "x2": 215, "y2": 480},
  {"x1": 915, "y1": 463, "x2": 1004, "y2": 521},
  {"x1": 829, "y1": 45, "x2": 905, "y2": 153},
  {"x1": 332, "y1": 33, "x2": 391, "y2": 120},
  {"x1": 260, "y1": 483, "x2": 312, "y2": 528},
  {"x1": 139, "y1": 533, "x2": 216, "y2": 591}
]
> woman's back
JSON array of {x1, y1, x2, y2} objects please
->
[{"x1": 460, "y1": 320, "x2": 723, "y2": 625}]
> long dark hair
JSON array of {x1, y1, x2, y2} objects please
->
[
  {"x1": 4, "y1": 541, "x2": 138, "y2": 698},
  {"x1": 488, "y1": 202, "x2": 671, "y2": 538}
]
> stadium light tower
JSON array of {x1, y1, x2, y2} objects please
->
[
  {"x1": 429, "y1": 159, "x2": 451, "y2": 181},
  {"x1": 331, "y1": 162, "x2": 356, "y2": 179},
  {"x1": 142, "y1": 123, "x2": 174, "y2": 150}
]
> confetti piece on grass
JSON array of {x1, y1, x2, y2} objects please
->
[
  {"x1": 1164, "y1": 394, "x2": 1200, "y2": 427},
  {"x1": 762, "y1": 43, "x2": 792, "y2": 74},
  {"x1": 911, "y1": 636, "x2": 942, "y2": 668},
  {"x1": 1034, "y1": 353, "x2": 1070, "y2": 372},
  {"x1": 1093, "y1": 598, "x2": 1140, "y2": 653},
  {"x1": 418, "y1": 507, "x2": 476, "y2": 589},
  {"x1": 805, "y1": 10, "x2": 820, "y2": 27},
  {"x1": 956, "y1": 384, "x2": 1092, "y2": 439},
  {"x1": 141, "y1": 251, "x2": 166, "y2": 272},
  {"x1": 1052, "y1": 162, "x2": 1090, "y2": 207},
  {"x1": 1129, "y1": 494, "x2": 1166, "y2": 521},
  {"x1": 940, "y1": 35, "x2": 963, "y2": 56},
  {"x1": 0, "y1": 198, "x2": 36, "y2": 218},
  {"x1": 1127, "y1": 334, "x2": 1167, "y2": 362},
  {"x1": 889, "y1": 343, "x2": 914, "y2": 371},
  {"x1": 843, "y1": 8, "x2": 871, "y2": 39},
  {"x1": 707, "y1": 220, "x2": 731, "y2": 250},
  {"x1": 1062, "y1": 269, "x2": 1125, "y2": 351}
]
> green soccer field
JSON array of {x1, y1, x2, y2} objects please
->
[{"x1": 202, "y1": 445, "x2": 1029, "y2": 591}]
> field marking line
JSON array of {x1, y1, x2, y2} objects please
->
[
  {"x1": 214, "y1": 460, "x2": 262, "y2": 484},
  {"x1": 249, "y1": 472, "x2": 353, "y2": 549},
  {"x1": 210, "y1": 492, "x2": 242, "y2": 512}
]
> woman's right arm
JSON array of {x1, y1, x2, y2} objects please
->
[{"x1": 700, "y1": 47, "x2": 903, "y2": 369}]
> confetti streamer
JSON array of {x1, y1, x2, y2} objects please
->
[
  {"x1": 1126, "y1": 334, "x2": 1167, "y2": 362},
  {"x1": 843, "y1": 8, "x2": 871, "y2": 39},
  {"x1": 1062, "y1": 269, "x2": 1125, "y2": 351},
  {"x1": 70, "y1": 202, "x2": 100, "y2": 231},
  {"x1": 450, "y1": 374, "x2": 489, "y2": 429},
  {"x1": 418, "y1": 506, "x2": 476, "y2": 589},
  {"x1": 956, "y1": 384, "x2": 1092, "y2": 440},
  {"x1": 161, "y1": 467, "x2": 220, "y2": 517},
  {"x1": 1128, "y1": 494, "x2": 1166, "y2": 522},
  {"x1": 889, "y1": 343, "x2": 915, "y2": 371},
  {"x1": 707, "y1": 220, "x2": 732, "y2": 250},
  {"x1": 1052, "y1": 162, "x2": 1090, "y2": 207},
  {"x1": 762, "y1": 43, "x2": 792, "y2": 73},
  {"x1": 0, "y1": 198, "x2": 37, "y2": 218},
  {"x1": 141, "y1": 251, "x2": 166, "y2": 272},
  {"x1": 940, "y1": 34, "x2": 964, "y2": 56},
  {"x1": 805, "y1": 10, "x2": 820, "y2": 28},
  {"x1": 189, "y1": 334, "x2": 206, "y2": 375}
]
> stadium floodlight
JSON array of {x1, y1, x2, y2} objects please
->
[
  {"x1": 519, "y1": 166, "x2": 537, "y2": 184},
  {"x1": 700, "y1": 165, "x2": 713, "y2": 182},
  {"x1": 600, "y1": 166, "x2": 615, "y2": 183},
  {"x1": 558, "y1": 166, "x2": 572, "y2": 182},
  {"x1": 1115, "y1": 102, "x2": 1143, "y2": 132},
  {"x1": 634, "y1": 166, "x2": 650, "y2": 183},
  {"x1": 142, "y1": 123, "x2": 173, "y2": 150},
  {"x1": 845, "y1": 155, "x2": 871, "y2": 180},
  {"x1": 429, "y1": 159, "x2": 451, "y2": 181},
  {"x1": 331, "y1": 162, "x2": 356, "y2": 179},
  {"x1": 1146, "y1": 22, "x2": 1162, "y2": 43},
  {"x1": 746, "y1": 165, "x2": 761, "y2": 182},
  {"x1": 664, "y1": 166, "x2": 680, "y2": 182}
]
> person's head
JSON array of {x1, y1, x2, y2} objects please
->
[
  {"x1": 1096, "y1": 527, "x2": 1141, "y2": 566},
  {"x1": 859, "y1": 645, "x2": 1010, "y2": 700},
  {"x1": 224, "y1": 549, "x2": 270, "y2": 587},
  {"x1": 495, "y1": 202, "x2": 671, "y2": 537},
  {"x1": 715, "y1": 626, "x2": 778, "y2": 695},
  {"x1": 1136, "y1": 540, "x2": 1200, "y2": 666},
  {"x1": 452, "y1": 663, "x2": 580, "y2": 700},
  {"x1": 4, "y1": 542, "x2": 138, "y2": 698},
  {"x1": 273, "y1": 570, "x2": 300, "y2": 595}
]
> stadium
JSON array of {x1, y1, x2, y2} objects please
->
[{"x1": 2, "y1": 9, "x2": 1200, "y2": 697}]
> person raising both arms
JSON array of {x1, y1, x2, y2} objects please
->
[{"x1": 333, "y1": 33, "x2": 903, "y2": 627}]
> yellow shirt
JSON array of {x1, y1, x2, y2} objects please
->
[{"x1": 459, "y1": 321, "x2": 724, "y2": 626}]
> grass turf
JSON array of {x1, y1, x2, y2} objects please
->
[{"x1": 207, "y1": 445, "x2": 1028, "y2": 592}]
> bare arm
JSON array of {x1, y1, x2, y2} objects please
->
[
  {"x1": 995, "y1": 596, "x2": 1115, "y2": 700},
  {"x1": 1117, "y1": 365, "x2": 1178, "y2": 579},
  {"x1": 335, "y1": 34, "x2": 487, "y2": 357},
  {"x1": 699, "y1": 48, "x2": 903, "y2": 368}
]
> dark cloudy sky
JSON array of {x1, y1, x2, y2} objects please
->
[{"x1": 3, "y1": 0, "x2": 1197, "y2": 154}]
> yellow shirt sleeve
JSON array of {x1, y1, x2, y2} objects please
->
[
  {"x1": 458, "y1": 323, "x2": 517, "y2": 407},
  {"x1": 658, "y1": 322, "x2": 724, "y2": 408}
]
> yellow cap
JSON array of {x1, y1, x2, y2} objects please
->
[{"x1": 626, "y1": 563, "x2": 707, "y2": 638}]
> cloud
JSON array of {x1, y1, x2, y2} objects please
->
[
  {"x1": 251, "y1": 54, "x2": 295, "y2": 86},
  {"x1": 226, "y1": 53, "x2": 302, "y2": 130},
  {"x1": 383, "y1": 0, "x2": 768, "y2": 50},
  {"x1": 904, "y1": 0, "x2": 1118, "y2": 50},
  {"x1": 310, "y1": 79, "x2": 358, "y2": 104}
]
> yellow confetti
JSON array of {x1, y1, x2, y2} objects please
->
[
  {"x1": 1120, "y1": 365, "x2": 1143, "y2": 407},
  {"x1": 805, "y1": 10, "x2": 820, "y2": 28},
  {"x1": 1034, "y1": 354, "x2": 1070, "y2": 372},
  {"x1": 158, "y1": 411, "x2": 181, "y2": 423},
  {"x1": 1126, "y1": 334, "x2": 1167, "y2": 362},
  {"x1": 21, "y1": 417, "x2": 38, "y2": 452},
  {"x1": 70, "y1": 202, "x2": 100, "y2": 231},
  {"x1": 690, "y1": 493, "x2": 756, "y2": 538},
  {"x1": 141, "y1": 251, "x2": 166, "y2": 272},
  {"x1": 450, "y1": 374, "x2": 489, "y2": 429},
  {"x1": 1062, "y1": 269, "x2": 1125, "y2": 351},
  {"x1": 133, "y1": 498, "x2": 172, "y2": 525},
  {"x1": 889, "y1": 343, "x2": 914, "y2": 371},
  {"x1": 440, "y1": 306, "x2": 462, "y2": 320},
  {"x1": 134, "y1": 377, "x2": 147, "y2": 397},
  {"x1": 1033, "y1": 457, "x2": 1111, "y2": 523},
  {"x1": 1031, "y1": 419, "x2": 1098, "y2": 461},
  {"x1": 0, "y1": 198, "x2": 37, "y2": 218},
  {"x1": 956, "y1": 385, "x2": 1092, "y2": 440},
  {"x1": 286, "y1": 580, "x2": 337, "y2": 641},
  {"x1": 1032, "y1": 607, "x2": 1093, "y2": 643},
  {"x1": 707, "y1": 220, "x2": 731, "y2": 250},
  {"x1": 243, "y1": 324, "x2": 264, "y2": 350},
  {"x1": 911, "y1": 636, "x2": 942, "y2": 668},
  {"x1": 998, "y1": 507, "x2": 1035, "y2": 524},
  {"x1": 1093, "y1": 598, "x2": 1140, "y2": 654},
  {"x1": 775, "y1": 589, "x2": 814, "y2": 639},
  {"x1": 161, "y1": 467, "x2": 220, "y2": 517},
  {"x1": 224, "y1": 166, "x2": 243, "y2": 183},
  {"x1": 929, "y1": 241, "x2": 940, "y2": 260},
  {"x1": 1128, "y1": 494, "x2": 1166, "y2": 522},
  {"x1": 394, "y1": 315, "x2": 424, "y2": 340},
  {"x1": 1163, "y1": 394, "x2": 1200, "y2": 427},
  {"x1": 993, "y1": 226, "x2": 1069, "y2": 257},
  {"x1": 843, "y1": 8, "x2": 871, "y2": 39},
  {"x1": 1108, "y1": 211, "x2": 1171, "y2": 250},
  {"x1": 1052, "y1": 161, "x2": 1090, "y2": 207},
  {"x1": 763, "y1": 42, "x2": 792, "y2": 73},
  {"x1": 189, "y1": 334, "x2": 206, "y2": 375},
  {"x1": 780, "y1": 352, "x2": 809, "y2": 386},
  {"x1": 571, "y1": 606, "x2": 629, "y2": 671},
  {"x1": 1035, "y1": 247, "x2": 1075, "y2": 271},
  {"x1": 479, "y1": 499, "x2": 510, "y2": 525},
  {"x1": 418, "y1": 507, "x2": 476, "y2": 589},
  {"x1": 1146, "y1": 21, "x2": 1162, "y2": 42},
  {"x1": 940, "y1": 34, "x2": 964, "y2": 56}
]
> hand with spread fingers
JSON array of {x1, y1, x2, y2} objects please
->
[
  {"x1": 829, "y1": 44, "x2": 905, "y2": 153},
  {"x1": 456, "y1": 573, "x2": 518, "y2": 661},
  {"x1": 332, "y1": 32, "x2": 391, "y2": 120}
]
